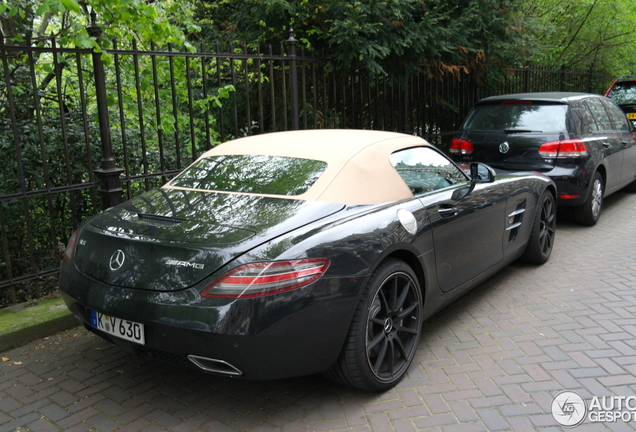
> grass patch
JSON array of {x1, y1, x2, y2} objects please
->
[{"x1": 0, "y1": 293, "x2": 72, "y2": 335}]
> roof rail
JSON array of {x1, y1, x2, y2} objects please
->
[{"x1": 616, "y1": 75, "x2": 636, "y2": 81}]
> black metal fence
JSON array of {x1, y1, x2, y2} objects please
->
[{"x1": 0, "y1": 27, "x2": 609, "y2": 306}]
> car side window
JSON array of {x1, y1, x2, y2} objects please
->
[
  {"x1": 568, "y1": 102, "x2": 594, "y2": 135},
  {"x1": 583, "y1": 98, "x2": 614, "y2": 131},
  {"x1": 601, "y1": 98, "x2": 631, "y2": 131},
  {"x1": 390, "y1": 147, "x2": 468, "y2": 195}
]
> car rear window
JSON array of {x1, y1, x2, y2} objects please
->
[
  {"x1": 170, "y1": 154, "x2": 328, "y2": 196},
  {"x1": 607, "y1": 81, "x2": 636, "y2": 104},
  {"x1": 462, "y1": 103, "x2": 568, "y2": 132}
]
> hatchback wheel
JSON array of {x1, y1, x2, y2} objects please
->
[
  {"x1": 325, "y1": 259, "x2": 422, "y2": 391},
  {"x1": 573, "y1": 172, "x2": 603, "y2": 226}
]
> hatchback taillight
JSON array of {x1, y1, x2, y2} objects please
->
[
  {"x1": 63, "y1": 228, "x2": 80, "y2": 263},
  {"x1": 200, "y1": 259, "x2": 330, "y2": 299},
  {"x1": 538, "y1": 139, "x2": 588, "y2": 158},
  {"x1": 450, "y1": 138, "x2": 474, "y2": 155}
]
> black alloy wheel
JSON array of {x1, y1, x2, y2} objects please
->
[
  {"x1": 522, "y1": 190, "x2": 556, "y2": 264},
  {"x1": 326, "y1": 259, "x2": 423, "y2": 391}
]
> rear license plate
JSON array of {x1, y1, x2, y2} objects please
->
[
  {"x1": 627, "y1": 113, "x2": 636, "y2": 119},
  {"x1": 89, "y1": 310, "x2": 145, "y2": 345}
]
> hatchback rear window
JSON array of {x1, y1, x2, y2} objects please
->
[
  {"x1": 170, "y1": 155, "x2": 328, "y2": 196},
  {"x1": 462, "y1": 103, "x2": 568, "y2": 132},
  {"x1": 607, "y1": 82, "x2": 636, "y2": 104}
]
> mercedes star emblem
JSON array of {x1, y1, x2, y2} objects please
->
[
  {"x1": 109, "y1": 250, "x2": 126, "y2": 271},
  {"x1": 499, "y1": 141, "x2": 510, "y2": 154}
]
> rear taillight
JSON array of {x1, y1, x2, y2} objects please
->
[
  {"x1": 63, "y1": 228, "x2": 80, "y2": 263},
  {"x1": 200, "y1": 259, "x2": 330, "y2": 299},
  {"x1": 450, "y1": 138, "x2": 474, "y2": 155},
  {"x1": 538, "y1": 139, "x2": 588, "y2": 158}
]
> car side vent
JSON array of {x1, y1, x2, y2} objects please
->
[
  {"x1": 137, "y1": 213, "x2": 186, "y2": 225},
  {"x1": 506, "y1": 201, "x2": 526, "y2": 243}
]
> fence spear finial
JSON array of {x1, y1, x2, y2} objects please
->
[
  {"x1": 86, "y1": 8, "x2": 102, "y2": 39},
  {"x1": 288, "y1": 27, "x2": 297, "y2": 44}
]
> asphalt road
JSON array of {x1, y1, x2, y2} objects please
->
[{"x1": 2, "y1": 190, "x2": 636, "y2": 431}]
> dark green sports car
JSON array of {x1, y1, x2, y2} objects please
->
[{"x1": 60, "y1": 129, "x2": 556, "y2": 391}]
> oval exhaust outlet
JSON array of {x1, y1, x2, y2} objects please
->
[{"x1": 187, "y1": 355, "x2": 243, "y2": 376}]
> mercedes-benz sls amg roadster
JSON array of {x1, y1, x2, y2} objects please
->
[{"x1": 60, "y1": 129, "x2": 556, "y2": 391}]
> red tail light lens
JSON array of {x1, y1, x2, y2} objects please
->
[
  {"x1": 538, "y1": 139, "x2": 588, "y2": 158},
  {"x1": 63, "y1": 228, "x2": 80, "y2": 263},
  {"x1": 200, "y1": 259, "x2": 330, "y2": 299},
  {"x1": 450, "y1": 138, "x2": 474, "y2": 155}
]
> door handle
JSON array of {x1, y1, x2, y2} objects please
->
[{"x1": 438, "y1": 206, "x2": 458, "y2": 217}]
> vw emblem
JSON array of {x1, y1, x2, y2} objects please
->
[
  {"x1": 109, "y1": 250, "x2": 126, "y2": 271},
  {"x1": 499, "y1": 141, "x2": 510, "y2": 154}
]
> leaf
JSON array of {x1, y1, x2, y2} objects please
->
[
  {"x1": 59, "y1": 0, "x2": 82, "y2": 14},
  {"x1": 37, "y1": 3, "x2": 51, "y2": 15},
  {"x1": 2, "y1": 357, "x2": 9, "y2": 362}
]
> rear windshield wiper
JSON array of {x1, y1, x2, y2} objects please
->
[{"x1": 504, "y1": 128, "x2": 542, "y2": 133}]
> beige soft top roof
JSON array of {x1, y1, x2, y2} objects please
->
[{"x1": 165, "y1": 129, "x2": 432, "y2": 204}]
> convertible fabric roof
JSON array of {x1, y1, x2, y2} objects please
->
[{"x1": 165, "y1": 129, "x2": 431, "y2": 204}]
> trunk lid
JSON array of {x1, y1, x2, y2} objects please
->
[
  {"x1": 454, "y1": 100, "x2": 571, "y2": 171},
  {"x1": 460, "y1": 130, "x2": 561, "y2": 171},
  {"x1": 73, "y1": 188, "x2": 344, "y2": 291}
]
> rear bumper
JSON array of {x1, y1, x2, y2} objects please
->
[
  {"x1": 544, "y1": 165, "x2": 592, "y2": 207},
  {"x1": 459, "y1": 160, "x2": 591, "y2": 207},
  {"x1": 60, "y1": 264, "x2": 361, "y2": 380},
  {"x1": 451, "y1": 155, "x2": 591, "y2": 206}
]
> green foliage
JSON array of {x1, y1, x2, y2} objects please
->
[
  {"x1": 0, "y1": 0, "x2": 234, "y2": 305},
  {"x1": 194, "y1": 0, "x2": 526, "y2": 78},
  {"x1": 0, "y1": 105, "x2": 101, "y2": 305},
  {"x1": 520, "y1": 0, "x2": 636, "y2": 76},
  {"x1": 0, "y1": 0, "x2": 198, "y2": 50}
]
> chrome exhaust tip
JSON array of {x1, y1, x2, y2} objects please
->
[{"x1": 187, "y1": 355, "x2": 243, "y2": 376}]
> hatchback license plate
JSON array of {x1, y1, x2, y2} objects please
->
[
  {"x1": 89, "y1": 310, "x2": 145, "y2": 345},
  {"x1": 627, "y1": 113, "x2": 636, "y2": 119}
]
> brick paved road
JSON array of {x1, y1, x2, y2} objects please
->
[{"x1": 2, "y1": 191, "x2": 636, "y2": 431}]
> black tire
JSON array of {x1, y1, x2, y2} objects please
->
[
  {"x1": 325, "y1": 258, "x2": 422, "y2": 392},
  {"x1": 573, "y1": 172, "x2": 603, "y2": 226},
  {"x1": 522, "y1": 190, "x2": 556, "y2": 264}
]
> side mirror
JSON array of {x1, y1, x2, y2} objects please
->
[
  {"x1": 470, "y1": 162, "x2": 496, "y2": 183},
  {"x1": 452, "y1": 163, "x2": 496, "y2": 200}
]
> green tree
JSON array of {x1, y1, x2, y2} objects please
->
[
  {"x1": 521, "y1": 0, "x2": 636, "y2": 75},
  {"x1": 194, "y1": 0, "x2": 527, "y2": 78},
  {"x1": 0, "y1": 0, "x2": 196, "y2": 49}
]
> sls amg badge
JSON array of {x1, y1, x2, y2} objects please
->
[
  {"x1": 165, "y1": 259, "x2": 205, "y2": 270},
  {"x1": 109, "y1": 250, "x2": 126, "y2": 271}
]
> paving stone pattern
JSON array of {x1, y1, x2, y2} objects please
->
[{"x1": 2, "y1": 191, "x2": 636, "y2": 431}]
